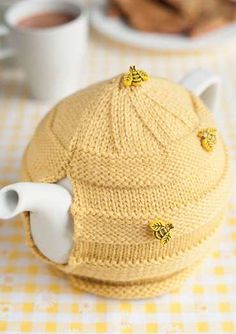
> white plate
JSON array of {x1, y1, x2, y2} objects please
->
[{"x1": 91, "y1": 3, "x2": 236, "y2": 52}]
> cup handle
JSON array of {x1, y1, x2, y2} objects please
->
[
  {"x1": 180, "y1": 69, "x2": 220, "y2": 113},
  {"x1": 0, "y1": 24, "x2": 14, "y2": 60}
]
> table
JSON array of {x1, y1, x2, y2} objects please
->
[{"x1": 0, "y1": 30, "x2": 236, "y2": 334}]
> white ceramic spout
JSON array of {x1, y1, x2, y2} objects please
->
[{"x1": 0, "y1": 181, "x2": 73, "y2": 264}]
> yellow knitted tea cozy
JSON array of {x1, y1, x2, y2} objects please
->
[{"x1": 22, "y1": 67, "x2": 231, "y2": 299}]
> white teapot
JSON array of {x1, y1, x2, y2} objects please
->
[{"x1": 0, "y1": 69, "x2": 220, "y2": 265}]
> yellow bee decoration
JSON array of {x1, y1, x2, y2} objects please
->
[
  {"x1": 149, "y1": 218, "x2": 174, "y2": 245},
  {"x1": 198, "y1": 128, "x2": 217, "y2": 152},
  {"x1": 123, "y1": 66, "x2": 149, "y2": 87}
]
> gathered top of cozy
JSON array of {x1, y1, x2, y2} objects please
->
[{"x1": 22, "y1": 69, "x2": 231, "y2": 299}]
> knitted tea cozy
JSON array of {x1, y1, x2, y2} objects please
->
[{"x1": 21, "y1": 67, "x2": 231, "y2": 299}]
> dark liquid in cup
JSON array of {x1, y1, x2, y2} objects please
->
[{"x1": 17, "y1": 11, "x2": 77, "y2": 29}]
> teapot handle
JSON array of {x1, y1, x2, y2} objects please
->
[{"x1": 180, "y1": 69, "x2": 220, "y2": 113}]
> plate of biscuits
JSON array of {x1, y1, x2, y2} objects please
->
[{"x1": 91, "y1": 0, "x2": 236, "y2": 51}]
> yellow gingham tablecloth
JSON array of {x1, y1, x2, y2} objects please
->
[{"x1": 0, "y1": 31, "x2": 236, "y2": 334}]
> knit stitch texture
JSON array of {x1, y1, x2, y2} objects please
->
[{"x1": 21, "y1": 72, "x2": 231, "y2": 299}]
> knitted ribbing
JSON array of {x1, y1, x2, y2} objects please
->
[{"x1": 21, "y1": 73, "x2": 232, "y2": 299}]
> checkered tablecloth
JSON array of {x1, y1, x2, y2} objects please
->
[{"x1": 0, "y1": 28, "x2": 236, "y2": 334}]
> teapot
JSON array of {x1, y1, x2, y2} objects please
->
[
  {"x1": 0, "y1": 69, "x2": 221, "y2": 264},
  {"x1": 0, "y1": 68, "x2": 229, "y2": 299}
]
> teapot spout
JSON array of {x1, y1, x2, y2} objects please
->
[{"x1": 0, "y1": 182, "x2": 73, "y2": 264}]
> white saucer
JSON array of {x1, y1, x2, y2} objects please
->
[{"x1": 91, "y1": 3, "x2": 236, "y2": 52}]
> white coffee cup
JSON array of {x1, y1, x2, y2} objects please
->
[{"x1": 0, "y1": 0, "x2": 88, "y2": 101}]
